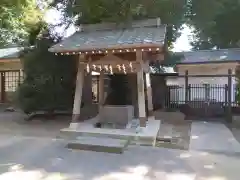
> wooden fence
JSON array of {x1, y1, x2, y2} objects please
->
[{"x1": 0, "y1": 70, "x2": 24, "y2": 103}]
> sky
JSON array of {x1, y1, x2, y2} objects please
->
[
  {"x1": 172, "y1": 25, "x2": 193, "y2": 52},
  {"x1": 45, "y1": 9, "x2": 192, "y2": 52}
]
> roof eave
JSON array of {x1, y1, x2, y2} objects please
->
[
  {"x1": 177, "y1": 60, "x2": 240, "y2": 65},
  {"x1": 48, "y1": 42, "x2": 165, "y2": 53},
  {"x1": 0, "y1": 58, "x2": 20, "y2": 62}
]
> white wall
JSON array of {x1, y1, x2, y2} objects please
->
[{"x1": 167, "y1": 63, "x2": 237, "y2": 104}]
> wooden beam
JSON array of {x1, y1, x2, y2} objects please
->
[
  {"x1": 70, "y1": 55, "x2": 85, "y2": 129},
  {"x1": 92, "y1": 53, "x2": 126, "y2": 66},
  {"x1": 83, "y1": 56, "x2": 93, "y2": 105},
  {"x1": 50, "y1": 44, "x2": 163, "y2": 54},
  {"x1": 141, "y1": 60, "x2": 151, "y2": 73},
  {"x1": 98, "y1": 70, "x2": 105, "y2": 115},
  {"x1": 136, "y1": 50, "x2": 147, "y2": 127},
  {"x1": 145, "y1": 72, "x2": 153, "y2": 116},
  {"x1": 82, "y1": 60, "x2": 144, "y2": 74},
  {"x1": 0, "y1": 58, "x2": 20, "y2": 63}
]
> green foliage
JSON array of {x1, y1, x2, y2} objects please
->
[
  {"x1": 0, "y1": 0, "x2": 46, "y2": 47},
  {"x1": 150, "y1": 52, "x2": 183, "y2": 73},
  {"x1": 236, "y1": 84, "x2": 240, "y2": 105},
  {"x1": 52, "y1": 0, "x2": 186, "y2": 46},
  {"x1": 162, "y1": 51, "x2": 184, "y2": 66},
  {"x1": 17, "y1": 33, "x2": 77, "y2": 113},
  {"x1": 187, "y1": 0, "x2": 240, "y2": 49}
]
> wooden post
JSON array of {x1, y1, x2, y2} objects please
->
[
  {"x1": 227, "y1": 69, "x2": 232, "y2": 123},
  {"x1": 97, "y1": 75, "x2": 100, "y2": 103},
  {"x1": 98, "y1": 70, "x2": 105, "y2": 112},
  {"x1": 82, "y1": 70, "x2": 93, "y2": 106},
  {"x1": 83, "y1": 57, "x2": 93, "y2": 106},
  {"x1": 1, "y1": 72, "x2": 5, "y2": 103},
  {"x1": 136, "y1": 50, "x2": 147, "y2": 127},
  {"x1": 145, "y1": 73, "x2": 154, "y2": 116},
  {"x1": 70, "y1": 56, "x2": 85, "y2": 128},
  {"x1": 130, "y1": 74, "x2": 138, "y2": 117}
]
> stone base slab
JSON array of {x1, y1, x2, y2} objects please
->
[
  {"x1": 154, "y1": 111, "x2": 186, "y2": 124},
  {"x1": 72, "y1": 114, "x2": 80, "y2": 122},
  {"x1": 233, "y1": 116, "x2": 240, "y2": 127},
  {"x1": 67, "y1": 137, "x2": 129, "y2": 154},
  {"x1": 69, "y1": 123, "x2": 79, "y2": 129},
  {"x1": 60, "y1": 118, "x2": 160, "y2": 146}
]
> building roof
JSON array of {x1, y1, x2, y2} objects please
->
[
  {"x1": 0, "y1": 47, "x2": 23, "y2": 60},
  {"x1": 49, "y1": 18, "x2": 166, "y2": 53},
  {"x1": 177, "y1": 48, "x2": 240, "y2": 64}
]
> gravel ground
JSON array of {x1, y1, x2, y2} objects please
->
[
  {"x1": 156, "y1": 120, "x2": 192, "y2": 150},
  {"x1": 0, "y1": 111, "x2": 70, "y2": 138},
  {"x1": 0, "y1": 135, "x2": 239, "y2": 180},
  {"x1": 0, "y1": 111, "x2": 239, "y2": 179}
]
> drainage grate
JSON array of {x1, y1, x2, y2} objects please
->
[
  {"x1": 156, "y1": 137, "x2": 172, "y2": 143},
  {"x1": 156, "y1": 137, "x2": 179, "y2": 144}
]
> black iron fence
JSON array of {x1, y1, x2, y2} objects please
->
[
  {"x1": 164, "y1": 69, "x2": 237, "y2": 121},
  {"x1": 165, "y1": 84, "x2": 230, "y2": 106}
]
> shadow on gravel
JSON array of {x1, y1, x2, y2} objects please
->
[{"x1": 226, "y1": 123, "x2": 240, "y2": 144}]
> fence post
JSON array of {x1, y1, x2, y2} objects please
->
[
  {"x1": 0, "y1": 72, "x2": 5, "y2": 103},
  {"x1": 18, "y1": 70, "x2": 21, "y2": 85},
  {"x1": 225, "y1": 84, "x2": 228, "y2": 107},
  {"x1": 188, "y1": 84, "x2": 191, "y2": 102},
  {"x1": 227, "y1": 69, "x2": 232, "y2": 123},
  {"x1": 185, "y1": 70, "x2": 189, "y2": 104}
]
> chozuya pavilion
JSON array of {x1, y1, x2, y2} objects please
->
[{"x1": 49, "y1": 18, "x2": 166, "y2": 152}]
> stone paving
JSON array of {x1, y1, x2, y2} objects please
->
[
  {"x1": 0, "y1": 112, "x2": 69, "y2": 138},
  {"x1": 156, "y1": 120, "x2": 192, "y2": 150},
  {"x1": 0, "y1": 112, "x2": 239, "y2": 179},
  {"x1": 190, "y1": 121, "x2": 240, "y2": 155},
  {"x1": 227, "y1": 123, "x2": 240, "y2": 144},
  {"x1": 0, "y1": 135, "x2": 239, "y2": 180}
]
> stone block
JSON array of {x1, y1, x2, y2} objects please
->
[
  {"x1": 154, "y1": 111, "x2": 186, "y2": 124},
  {"x1": 233, "y1": 116, "x2": 240, "y2": 127},
  {"x1": 99, "y1": 105, "x2": 134, "y2": 126},
  {"x1": 67, "y1": 137, "x2": 129, "y2": 154}
]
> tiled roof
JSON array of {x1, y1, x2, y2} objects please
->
[
  {"x1": 178, "y1": 48, "x2": 240, "y2": 64},
  {"x1": 49, "y1": 18, "x2": 166, "y2": 53},
  {"x1": 0, "y1": 47, "x2": 23, "y2": 60}
]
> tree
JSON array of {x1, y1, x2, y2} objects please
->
[
  {"x1": 17, "y1": 31, "x2": 77, "y2": 114},
  {"x1": 0, "y1": 0, "x2": 46, "y2": 47},
  {"x1": 52, "y1": 0, "x2": 187, "y2": 46},
  {"x1": 187, "y1": 0, "x2": 240, "y2": 49},
  {"x1": 150, "y1": 51, "x2": 183, "y2": 73}
]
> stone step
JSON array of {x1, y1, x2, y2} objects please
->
[
  {"x1": 59, "y1": 120, "x2": 160, "y2": 146},
  {"x1": 60, "y1": 128, "x2": 155, "y2": 144},
  {"x1": 67, "y1": 136, "x2": 130, "y2": 154}
]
